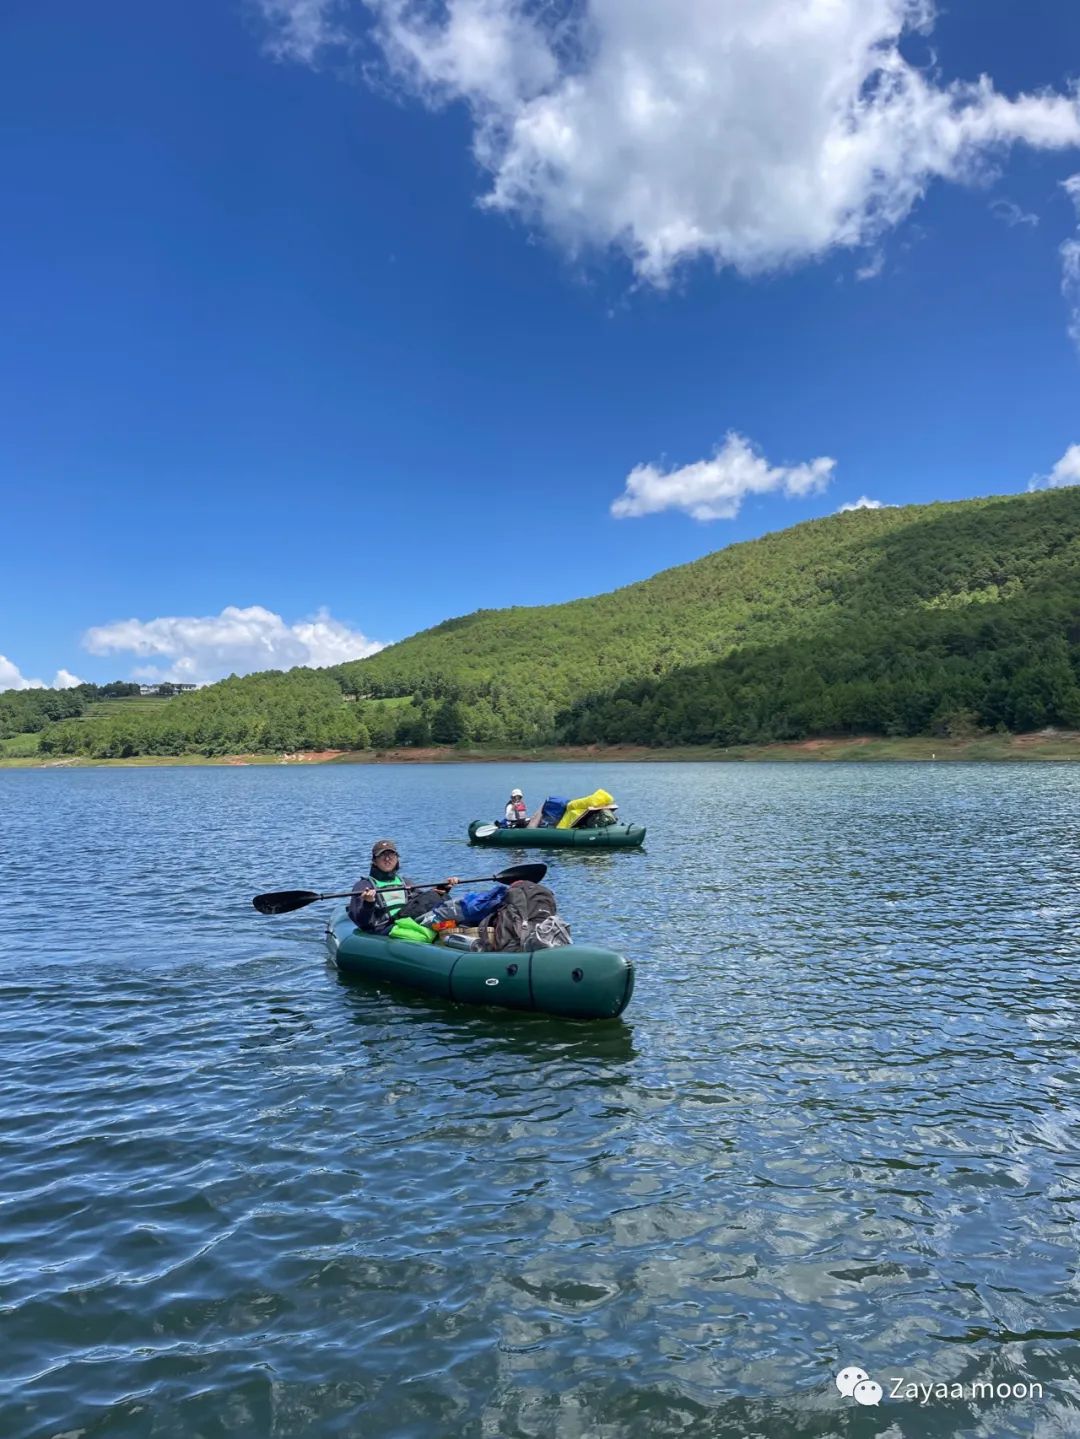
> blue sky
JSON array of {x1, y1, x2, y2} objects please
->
[{"x1": 2, "y1": 0, "x2": 1079, "y2": 688}]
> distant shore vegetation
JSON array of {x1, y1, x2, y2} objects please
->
[{"x1": 4, "y1": 488, "x2": 1080, "y2": 762}]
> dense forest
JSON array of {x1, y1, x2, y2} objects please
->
[
  {"x1": 7, "y1": 488, "x2": 1080, "y2": 758},
  {"x1": 0, "y1": 681, "x2": 140, "y2": 741},
  {"x1": 31, "y1": 672, "x2": 373, "y2": 759}
]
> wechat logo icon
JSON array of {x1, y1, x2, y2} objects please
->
[{"x1": 836, "y1": 1365, "x2": 883, "y2": 1406}]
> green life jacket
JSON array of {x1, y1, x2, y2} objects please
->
[{"x1": 371, "y1": 872, "x2": 409, "y2": 919}]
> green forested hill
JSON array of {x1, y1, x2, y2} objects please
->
[
  {"x1": 14, "y1": 487, "x2": 1080, "y2": 757},
  {"x1": 334, "y1": 488, "x2": 1080, "y2": 743},
  {"x1": 30, "y1": 671, "x2": 373, "y2": 759}
]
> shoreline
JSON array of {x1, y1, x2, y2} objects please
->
[{"x1": 4, "y1": 731, "x2": 1080, "y2": 769}]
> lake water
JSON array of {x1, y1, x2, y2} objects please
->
[{"x1": 2, "y1": 761, "x2": 1079, "y2": 1438}]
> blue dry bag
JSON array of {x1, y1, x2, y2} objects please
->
[
  {"x1": 458, "y1": 885, "x2": 508, "y2": 925},
  {"x1": 540, "y1": 796, "x2": 568, "y2": 826}
]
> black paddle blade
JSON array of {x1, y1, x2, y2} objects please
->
[
  {"x1": 253, "y1": 889, "x2": 321, "y2": 915},
  {"x1": 493, "y1": 863, "x2": 547, "y2": 885}
]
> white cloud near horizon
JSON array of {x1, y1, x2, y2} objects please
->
[
  {"x1": 1029, "y1": 443, "x2": 1080, "y2": 492},
  {"x1": 611, "y1": 432, "x2": 835, "y2": 522},
  {"x1": 81, "y1": 605, "x2": 385, "y2": 684},
  {"x1": 258, "y1": 0, "x2": 1080, "y2": 284},
  {"x1": 0, "y1": 655, "x2": 83, "y2": 692},
  {"x1": 838, "y1": 496, "x2": 887, "y2": 512}
]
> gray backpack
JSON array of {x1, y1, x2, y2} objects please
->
[{"x1": 478, "y1": 882, "x2": 572, "y2": 952}]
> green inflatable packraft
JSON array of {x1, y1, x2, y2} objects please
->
[{"x1": 326, "y1": 907, "x2": 634, "y2": 1019}]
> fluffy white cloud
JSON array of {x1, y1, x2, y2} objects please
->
[
  {"x1": 82, "y1": 605, "x2": 385, "y2": 684},
  {"x1": 259, "y1": 0, "x2": 1080, "y2": 283},
  {"x1": 611, "y1": 431, "x2": 835, "y2": 522},
  {"x1": 838, "y1": 496, "x2": 887, "y2": 512},
  {"x1": 0, "y1": 656, "x2": 83, "y2": 691},
  {"x1": 1029, "y1": 443, "x2": 1080, "y2": 492}
]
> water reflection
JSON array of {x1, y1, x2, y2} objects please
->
[{"x1": 331, "y1": 965, "x2": 639, "y2": 1067}]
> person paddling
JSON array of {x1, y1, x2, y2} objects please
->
[{"x1": 348, "y1": 840, "x2": 459, "y2": 935}]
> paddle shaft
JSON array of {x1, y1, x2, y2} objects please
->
[
  {"x1": 252, "y1": 862, "x2": 547, "y2": 915},
  {"x1": 312, "y1": 873, "x2": 514, "y2": 903}
]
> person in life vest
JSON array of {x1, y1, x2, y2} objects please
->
[
  {"x1": 503, "y1": 787, "x2": 528, "y2": 828},
  {"x1": 348, "y1": 839, "x2": 459, "y2": 935}
]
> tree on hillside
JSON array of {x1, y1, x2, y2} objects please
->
[
  {"x1": 431, "y1": 699, "x2": 468, "y2": 745},
  {"x1": 395, "y1": 710, "x2": 432, "y2": 747}
]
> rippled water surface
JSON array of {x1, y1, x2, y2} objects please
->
[{"x1": 2, "y1": 762, "x2": 1080, "y2": 1438}]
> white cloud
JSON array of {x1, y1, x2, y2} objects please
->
[
  {"x1": 1062, "y1": 174, "x2": 1080, "y2": 347},
  {"x1": 259, "y1": 0, "x2": 1080, "y2": 283},
  {"x1": 1064, "y1": 237, "x2": 1080, "y2": 344},
  {"x1": 1029, "y1": 443, "x2": 1080, "y2": 492},
  {"x1": 259, "y1": 0, "x2": 348, "y2": 63},
  {"x1": 0, "y1": 655, "x2": 42, "y2": 691},
  {"x1": 0, "y1": 656, "x2": 83, "y2": 691},
  {"x1": 81, "y1": 605, "x2": 385, "y2": 684},
  {"x1": 611, "y1": 431, "x2": 835, "y2": 522},
  {"x1": 989, "y1": 198, "x2": 1038, "y2": 227},
  {"x1": 838, "y1": 496, "x2": 887, "y2": 512}
]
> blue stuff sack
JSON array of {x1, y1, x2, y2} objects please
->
[
  {"x1": 540, "y1": 796, "x2": 567, "y2": 826},
  {"x1": 458, "y1": 884, "x2": 508, "y2": 925}
]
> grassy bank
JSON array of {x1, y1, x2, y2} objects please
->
[{"x1": 3, "y1": 730, "x2": 1080, "y2": 769}]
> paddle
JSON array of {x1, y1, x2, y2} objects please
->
[{"x1": 252, "y1": 862, "x2": 548, "y2": 916}]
